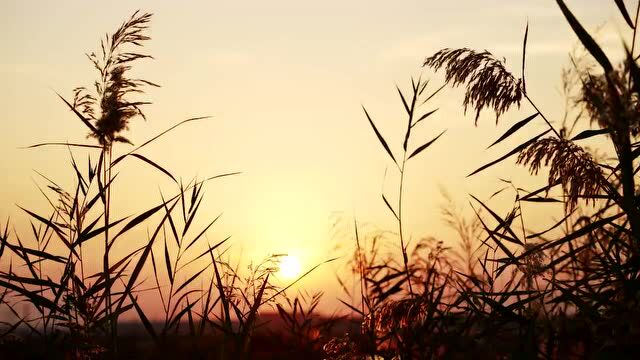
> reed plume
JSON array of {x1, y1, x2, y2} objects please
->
[
  {"x1": 73, "y1": 10, "x2": 158, "y2": 146},
  {"x1": 423, "y1": 48, "x2": 523, "y2": 124},
  {"x1": 574, "y1": 63, "x2": 640, "y2": 135},
  {"x1": 517, "y1": 137, "x2": 604, "y2": 209}
]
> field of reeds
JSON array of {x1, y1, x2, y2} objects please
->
[{"x1": 3, "y1": 1, "x2": 640, "y2": 359}]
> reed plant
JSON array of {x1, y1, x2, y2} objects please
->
[
  {"x1": 325, "y1": 0, "x2": 640, "y2": 358},
  {"x1": 0, "y1": 10, "x2": 331, "y2": 360}
]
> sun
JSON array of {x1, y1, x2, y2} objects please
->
[{"x1": 278, "y1": 255, "x2": 302, "y2": 280}]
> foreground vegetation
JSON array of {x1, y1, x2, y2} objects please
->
[{"x1": 3, "y1": 1, "x2": 640, "y2": 359}]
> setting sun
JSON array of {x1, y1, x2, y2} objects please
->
[{"x1": 278, "y1": 255, "x2": 302, "y2": 280}]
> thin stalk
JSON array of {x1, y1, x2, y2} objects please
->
[
  {"x1": 164, "y1": 234, "x2": 181, "y2": 332},
  {"x1": 514, "y1": 187, "x2": 527, "y2": 243},
  {"x1": 397, "y1": 153, "x2": 414, "y2": 296},
  {"x1": 628, "y1": 0, "x2": 640, "y2": 90},
  {"x1": 36, "y1": 226, "x2": 46, "y2": 336},
  {"x1": 352, "y1": 218, "x2": 367, "y2": 319},
  {"x1": 524, "y1": 94, "x2": 561, "y2": 138},
  {"x1": 395, "y1": 80, "x2": 422, "y2": 298},
  {"x1": 68, "y1": 220, "x2": 80, "y2": 337},
  {"x1": 102, "y1": 146, "x2": 117, "y2": 354}
]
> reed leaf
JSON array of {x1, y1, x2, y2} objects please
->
[
  {"x1": 487, "y1": 113, "x2": 538, "y2": 149},
  {"x1": 468, "y1": 129, "x2": 550, "y2": 177},
  {"x1": 407, "y1": 130, "x2": 446, "y2": 160},
  {"x1": 556, "y1": 0, "x2": 613, "y2": 73},
  {"x1": 363, "y1": 106, "x2": 398, "y2": 166}
]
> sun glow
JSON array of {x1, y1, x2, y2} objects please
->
[{"x1": 278, "y1": 255, "x2": 302, "y2": 280}]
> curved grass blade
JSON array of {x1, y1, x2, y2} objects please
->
[
  {"x1": 111, "y1": 116, "x2": 211, "y2": 167},
  {"x1": 174, "y1": 266, "x2": 207, "y2": 295},
  {"x1": 111, "y1": 201, "x2": 167, "y2": 243},
  {"x1": 167, "y1": 298, "x2": 198, "y2": 331},
  {"x1": 125, "y1": 153, "x2": 176, "y2": 182},
  {"x1": 55, "y1": 92, "x2": 98, "y2": 133},
  {"x1": 23, "y1": 142, "x2": 102, "y2": 149},
  {"x1": 527, "y1": 210, "x2": 574, "y2": 239},
  {"x1": 128, "y1": 292, "x2": 158, "y2": 343},
  {"x1": 511, "y1": 212, "x2": 624, "y2": 270},
  {"x1": 522, "y1": 21, "x2": 529, "y2": 92},
  {"x1": 411, "y1": 109, "x2": 438, "y2": 129},
  {"x1": 163, "y1": 237, "x2": 173, "y2": 285},
  {"x1": 363, "y1": 106, "x2": 398, "y2": 166},
  {"x1": 571, "y1": 128, "x2": 610, "y2": 141},
  {"x1": 408, "y1": 130, "x2": 446, "y2": 160},
  {"x1": 556, "y1": 0, "x2": 613, "y2": 73},
  {"x1": 468, "y1": 130, "x2": 550, "y2": 177},
  {"x1": 17, "y1": 206, "x2": 75, "y2": 254},
  {"x1": 94, "y1": 304, "x2": 134, "y2": 330},
  {"x1": 205, "y1": 171, "x2": 242, "y2": 182},
  {"x1": 183, "y1": 213, "x2": 222, "y2": 253},
  {"x1": 615, "y1": 0, "x2": 635, "y2": 28},
  {"x1": 521, "y1": 196, "x2": 561, "y2": 203},
  {"x1": 1, "y1": 241, "x2": 66, "y2": 263},
  {"x1": 76, "y1": 216, "x2": 128, "y2": 247},
  {"x1": 116, "y1": 200, "x2": 177, "y2": 312},
  {"x1": 0, "y1": 279, "x2": 64, "y2": 313},
  {"x1": 487, "y1": 113, "x2": 538, "y2": 149},
  {"x1": 520, "y1": 179, "x2": 561, "y2": 201},
  {"x1": 0, "y1": 273, "x2": 61, "y2": 289},
  {"x1": 470, "y1": 204, "x2": 516, "y2": 263},
  {"x1": 539, "y1": 212, "x2": 624, "y2": 252},
  {"x1": 159, "y1": 192, "x2": 180, "y2": 247},
  {"x1": 382, "y1": 193, "x2": 399, "y2": 220},
  {"x1": 471, "y1": 195, "x2": 524, "y2": 245},
  {"x1": 179, "y1": 236, "x2": 230, "y2": 271},
  {"x1": 396, "y1": 86, "x2": 411, "y2": 115},
  {"x1": 421, "y1": 83, "x2": 447, "y2": 105}
]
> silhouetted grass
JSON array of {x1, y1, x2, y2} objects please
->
[
  {"x1": 4, "y1": 1, "x2": 640, "y2": 359},
  {"x1": 0, "y1": 10, "x2": 334, "y2": 360},
  {"x1": 324, "y1": 1, "x2": 640, "y2": 359}
]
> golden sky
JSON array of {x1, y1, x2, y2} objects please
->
[{"x1": 0, "y1": 0, "x2": 630, "y2": 315}]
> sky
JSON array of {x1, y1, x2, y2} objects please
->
[{"x1": 0, "y1": 0, "x2": 633, "y2": 316}]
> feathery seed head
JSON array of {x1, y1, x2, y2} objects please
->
[{"x1": 423, "y1": 48, "x2": 523, "y2": 124}]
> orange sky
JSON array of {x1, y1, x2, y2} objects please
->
[{"x1": 0, "y1": 0, "x2": 632, "y2": 316}]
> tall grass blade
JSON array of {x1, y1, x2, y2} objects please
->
[
  {"x1": 467, "y1": 130, "x2": 550, "y2": 177},
  {"x1": 615, "y1": 0, "x2": 635, "y2": 28},
  {"x1": 363, "y1": 106, "x2": 398, "y2": 166},
  {"x1": 571, "y1": 128, "x2": 610, "y2": 141},
  {"x1": 522, "y1": 22, "x2": 529, "y2": 92},
  {"x1": 556, "y1": 0, "x2": 613, "y2": 72},
  {"x1": 382, "y1": 194, "x2": 399, "y2": 220},
  {"x1": 407, "y1": 130, "x2": 446, "y2": 160},
  {"x1": 112, "y1": 201, "x2": 167, "y2": 242},
  {"x1": 24, "y1": 142, "x2": 102, "y2": 149},
  {"x1": 55, "y1": 92, "x2": 98, "y2": 133},
  {"x1": 127, "y1": 153, "x2": 177, "y2": 182},
  {"x1": 164, "y1": 237, "x2": 173, "y2": 285},
  {"x1": 487, "y1": 113, "x2": 538, "y2": 149},
  {"x1": 128, "y1": 292, "x2": 159, "y2": 342}
]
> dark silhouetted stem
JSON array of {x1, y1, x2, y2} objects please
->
[
  {"x1": 102, "y1": 146, "x2": 118, "y2": 356},
  {"x1": 398, "y1": 151, "x2": 414, "y2": 296},
  {"x1": 524, "y1": 94, "x2": 561, "y2": 138}
]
